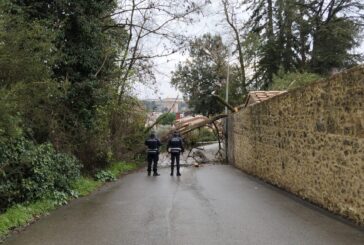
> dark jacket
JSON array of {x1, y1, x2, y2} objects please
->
[
  {"x1": 167, "y1": 135, "x2": 184, "y2": 154},
  {"x1": 145, "y1": 136, "x2": 161, "y2": 154}
]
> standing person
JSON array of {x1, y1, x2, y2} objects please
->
[
  {"x1": 145, "y1": 132, "x2": 162, "y2": 176},
  {"x1": 167, "y1": 131, "x2": 184, "y2": 176}
]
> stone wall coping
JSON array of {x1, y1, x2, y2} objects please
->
[{"x1": 241, "y1": 65, "x2": 364, "y2": 111}]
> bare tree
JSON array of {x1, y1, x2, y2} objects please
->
[
  {"x1": 221, "y1": 0, "x2": 248, "y2": 94},
  {"x1": 103, "y1": 0, "x2": 209, "y2": 103}
]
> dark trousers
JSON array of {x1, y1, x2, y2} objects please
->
[
  {"x1": 147, "y1": 153, "x2": 158, "y2": 173},
  {"x1": 171, "y1": 153, "x2": 180, "y2": 174}
]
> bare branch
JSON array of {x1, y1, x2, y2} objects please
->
[
  {"x1": 212, "y1": 94, "x2": 237, "y2": 113},
  {"x1": 222, "y1": 0, "x2": 247, "y2": 93}
]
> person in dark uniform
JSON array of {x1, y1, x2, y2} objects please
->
[
  {"x1": 167, "y1": 132, "x2": 184, "y2": 176},
  {"x1": 145, "y1": 132, "x2": 162, "y2": 176}
]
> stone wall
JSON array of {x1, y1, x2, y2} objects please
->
[{"x1": 228, "y1": 66, "x2": 364, "y2": 225}]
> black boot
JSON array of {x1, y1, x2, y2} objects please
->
[
  {"x1": 147, "y1": 171, "x2": 151, "y2": 176},
  {"x1": 153, "y1": 172, "x2": 160, "y2": 176},
  {"x1": 177, "y1": 172, "x2": 181, "y2": 176}
]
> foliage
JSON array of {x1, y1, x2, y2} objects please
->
[
  {"x1": 197, "y1": 128, "x2": 218, "y2": 142},
  {"x1": 0, "y1": 161, "x2": 139, "y2": 240},
  {"x1": 109, "y1": 97, "x2": 147, "y2": 161},
  {"x1": 157, "y1": 113, "x2": 176, "y2": 125},
  {"x1": 311, "y1": 17, "x2": 361, "y2": 73},
  {"x1": 45, "y1": 191, "x2": 74, "y2": 206},
  {"x1": 0, "y1": 200, "x2": 56, "y2": 238},
  {"x1": 271, "y1": 71, "x2": 322, "y2": 90},
  {"x1": 0, "y1": 8, "x2": 56, "y2": 86},
  {"x1": 108, "y1": 162, "x2": 138, "y2": 177},
  {"x1": 0, "y1": 139, "x2": 81, "y2": 211},
  {"x1": 245, "y1": 0, "x2": 363, "y2": 88},
  {"x1": 95, "y1": 162, "x2": 138, "y2": 182},
  {"x1": 171, "y1": 33, "x2": 250, "y2": 113},
  {"x1": 223, "y1": 67, "x2": 248, "y2": 107},
  {"x1": 94, "y1": 170, "x2": 117, "y2": 182},
  {"x1": 171, "y1": 34, "x2": 228, "y2": 115},
  {"x1": 71, "y1": 177, "x2": 102, "y2": 197},
  {"x1": 183, "y1": 127, "x2": 217, "y2": 147},
  {"x1": 0, "y1": 0, "x2": 147, "y2": 173},
  {"x1": 0, "y1": 89, "x2": 22, "y2": 141}
]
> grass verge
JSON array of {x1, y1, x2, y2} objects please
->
[
  {"x1": 71, "y1": 177, "x2": 102, "y2": 197},
  {"x1": 0, "y1": 200, "x2": 55, "y2": 238},
  {"x1": 0, "y1": 161, "x2": 140, "y2": 241},
  {"x1": 108, "y1": 161, "x2": 138, "y2": 177}
]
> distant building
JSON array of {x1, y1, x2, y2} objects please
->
[
  {"x1": 143, "y1": 98, "x2": 188, "y2": 113},
  {"x1": 162, "y1": 98, "x2": 180, "y2": 113},
  {"x1": 145, "y1": 112, "x2": 162, "y2": 127}
]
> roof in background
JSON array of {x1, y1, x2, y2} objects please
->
[{"x1": 244, "y1": 91, "x2": 287, "y2": 107}]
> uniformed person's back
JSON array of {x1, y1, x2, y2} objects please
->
[
  {"x1": 145, "y1": 132, "x2": 161, "y2": 176},
  {"x1": 167, "y1": 132, "x2": 184, "y2": 176}
]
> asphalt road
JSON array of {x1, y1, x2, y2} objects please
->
[{"x1": 3, "y1": 165, "x2": 364, "y2": 245}]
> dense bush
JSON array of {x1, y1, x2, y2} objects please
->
[
  {"x1": 0, "y1": 138, "x2": 81, "y2": 212},
  {"x1": 109, "y1": 97, "x2": 147, "y2": 161}
]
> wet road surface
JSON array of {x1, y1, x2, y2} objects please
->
[{"x1": 3, "y1": 165, "x2": 364, "y2": 245}]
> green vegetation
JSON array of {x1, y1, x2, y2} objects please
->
[
  {"x1": 157, "y1": 113, "x2": 176, "y2": 125},
  {"x1": 0, "y1": 200, "x2": 56, "y2": 238},
  {"x1": 108, "y1": 162, "x2": 138, "y2": 177},
  {"x1": 183, "y1": 128, "x2": 218, "y2": 147},
  {"x1": 0, "y1": 161, "x2": 138, "y2": 240},
  {"x1": 171, "y1": 34, "x2": 227, "y2": 115},
  {"x1": 174, "y1": 1, "x2": 363, "y2": 113},
  {"x1": 94, "y1": 162, "x2": 138, "y2": 182},
  {"x1": 0, "y1": 0, "x2": 146, "y2": 218},
  {"x1": 1, "y1": 0, "x2": 363, "y2": 239},
  {"x1": 271, "y1": 71, "x2": 323, "y2": 91},
  {"x1": 71, "y1": 178, "x2": 102, "y2": 197},
  {"x1": 0, "y1": 139, "x2": 81, "y2": 212},
  {"x1": 198, "y1": 128, "x2": 218, "y2": 142},
  {"x1": 0, "y1": 2, "x2": 146, "y2": 239},
  {"x1": 246, "y1": 0, "x2": 362, "y2": 87},
  {"x1": 94, "y1": 171, "x2": 118, "y2": 182}
]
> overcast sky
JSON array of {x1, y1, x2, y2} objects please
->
[
  {"x1": 134, "y1": 2, "x2": 225, "y2": 99},
  {"x1": 134, "y1": 2, "x2": 364, "y2": 100}
]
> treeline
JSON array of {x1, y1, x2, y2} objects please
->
[
  {"x1": 172, "y1": 0, "x2": 363, "y2": 115},
  {"x1": 0, "y1": 0, "x2": 146, "y2": 211},
  {"x1": 247, "y1": 0, "x2": 362, "y2": 86}
]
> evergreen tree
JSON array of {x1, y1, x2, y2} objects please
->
[{"x1": 247, "y1": 0, "x2": 363, "y2": 87}]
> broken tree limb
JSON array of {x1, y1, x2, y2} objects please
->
[
  {"x1": 212, "y1": 95, "x2": 237, "y2": 113},
  {"x1": 159, "y1": 114, "x2": 227, "y2": 143},
  {"x1": 212, "y1": 121, "x2": 223, "y2": 159},
  {"x1": 179, "y1": 114, "x2": 228, "y2": 135}
]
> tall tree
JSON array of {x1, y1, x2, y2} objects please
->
[
  {"x1": 305, "y1": 0, "x2": 363, "y2": 73},
  {"x1": 248, "y1": 0, "x2": 280, "y2": 87},
  {"x1": 221, "y1": 0, "x2": 247, "y2": 95},
  {"x1": 247, "y1": 0, "x2": 363, "y2": 88},
  {"x1": 3, "y1": 0, "x2": 129, "y2": 167},
  {"x1": 171, "y1": 34, "x2": 227, "y2": 116}
]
